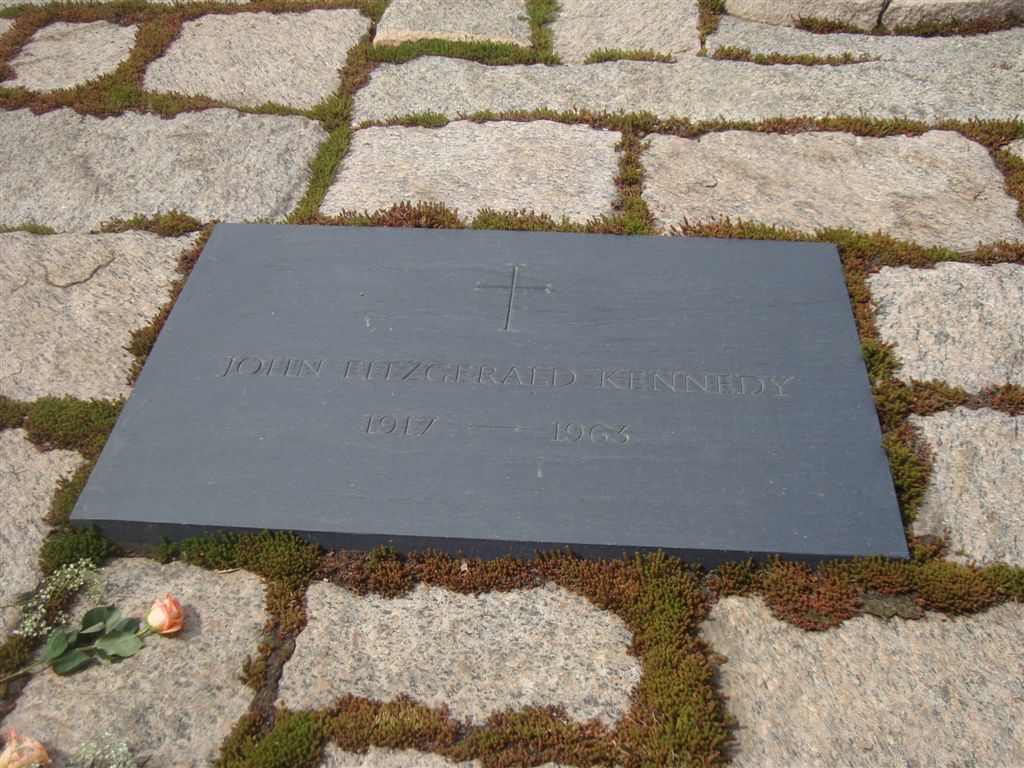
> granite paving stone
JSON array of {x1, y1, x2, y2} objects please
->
[
  {"x1": 351, "y1": 57, "x2": 1024, "y2": 124},
  {"x1": 700, "y1": 596, "x2": 1024, "y2": 767},
  {"x1": 321, "y1": 121, "x2": 619, "y2": 223},
  {"x1": 374, "y1": 0, "x2": 531, "y2": 47},
  {"x1": 883, "y1": 0, "x2": 1024, "y2": 27},
  {"x1": 0, "y1": 108, "x2": 325, "y2": 231},
  {"x1": 641, "y1": 130, "x2": 1024, "y2": 249},
  {"x1": 551, "y1": 0, "x2": 701, "y2": 63},
  {"x1": 0, "y1": 558, "x2": 266, "y2": 767},
  {"x1": 7, "y1": 21, "x2": 136, "y2": 92},
  {"x1": 144, "y1": 10, "x2": 369, "y2": 109},
  {"x1": 0, "y1": 430, "x2": 82, "y2": 638},
  {"x1": 1007, "y1": 137, "x2": 1024, "y2": 159},
  {"x1": 277, "y1": 581, "x2": 641, "y2": 726},
  {"x1": 0, "y1": 0, "x2": 244, "y2": 5},
  {"x1": 910, "y1": 408, "x2": 1023, "y2": 566},
  {"x1": 724, "y1": 0, "x2": 886, "y2": 29},
  {"x1": 868, "y1": 263, "x2": 1024, "y2": 388},
  {"x1": 0, "y1": 18, "x2": 16, "y2": 36},
  {"x1": 708, "y1": 15, "x2": 1024, "y2": 69},
  {"x1": 0, "y1": 231, "x2": 197, "y2": 400}
]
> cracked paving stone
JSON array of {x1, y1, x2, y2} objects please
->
[
  {"x1": 0, "y1": 108, "x2": 325, "y2": 232},
  {"x1": 374, "y1": 0, "x2": 531, "y2": 47},
  {"x1": 277, "y1": 581, "x2": 641, "y2": 726},
  {"x1": 0, "y1": 430, "x2": 82, "y2": 638},
  {"x1": 7, "y1": 21, "x2": 137, "y2": 92},
  {"x1": 1, "y1": 559, "x2": 267, "y2": 767},
  {"x1": 724, "y1": 0, "x2": 886, "y2": 29},
  {"x1": 883, "y1": 0, "x2": 1024, "y2": 27},
  {"x1": 700, "y1": 596, "x2": 1024, "y2": 767},
  {"x1": 1, "y1": 231, "x2": 197, "y2": 400},
  {"x1": 144, "y1": 10, "x2": 369, "y2": 110},
  {"x1": 321, "y1": 121, "x2": 619, "y2": 223},
  {"x1": 641, "y1": 130, "x2": 1024, "y2": 249},
  {"x1": 911, "y1": 408, "x2": 1023, "y2": 566},
  {"x1": 868, "y1": 263, "x2": 1024, "y2": 388},
  {"x1": 552, "y1": 0, "x2": 700, "y2": 63},
  {"x1": 351, "y1": 57, "x2": 1023, "y2": 124},
  {"x1": 708, "y1": 15, "x2": 1024, "y2": 69}
]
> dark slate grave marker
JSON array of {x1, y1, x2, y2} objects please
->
[{"x1": 71, "y1": 225, "x2": 908, "y2": 565}]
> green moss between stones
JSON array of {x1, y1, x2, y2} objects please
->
[
  {"x1": 995, "y1": 148, "x2": 1024, "y2": 223},
  {"x1": 47, "y1": 462, "x2": 92, "y2": 527},
  {"x1": 0, "y1": 223, "x2": 57, "y2": 235},
  {"x1": 794, "y1": 16, "x2": 869, "y2": 33},
  {"x1": 99, "y1": 209, "x2": 204, "y2": 237},
  {"x1": 696, "y1": 0, "x2": 726, "y2": 44},
  {"x1": 711, "y1": 45, "x2": 876, "y2": 66},
  {"x1": 369, "y1": 38, "x2": 556, "y2": 66},
  {"x1": 584, "y1": 48, "x2": 674, "y2": 64},
  {"x1": 525, "y1": 0, "x2": 558, "y2": 55},
  {"x1": 0, "y1": 396, "x2": 29, "y2": 431},
  {"x1": 38, "y1": 525, "x2": 115, "y2": 576},
  {"x1": 21, "y1": 396, "x2": 121, "y2": 461},
  {"x1": 884, "y1": 12, "x2": 1023, "y2": 37}
]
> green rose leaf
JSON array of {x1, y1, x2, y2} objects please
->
[
  {"x1": 95, "y1": 630, "x2": 144, "y2": 658},
  {"x1": 40, "y1": 628, "x2": 69, "y2": 661},
  {"x1": 112, "y1": 617, "x2": 140, "y2": 634},
  {"x1": 94, "y1": 647, "x2": 116, "y2": 663},
  {"x1": 51, "y1": 648, "x2": 91, "y2": 675},
  {"x1": 81, "y1": 606, "x2": 116, "y2": 634},
  {"x1": 104, "y1": 608, "x2": 124, "y2": 633}
]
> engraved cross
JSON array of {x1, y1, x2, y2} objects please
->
[{"x1": 476, "y1": 265, "x2": 552, "y2": 331}]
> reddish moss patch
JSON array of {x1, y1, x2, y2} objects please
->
[{"x1": 711, "y1": 45, "x2": 876, "y2": 66}]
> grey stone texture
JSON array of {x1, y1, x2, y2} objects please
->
[
  {"x1": 1007, "y1": 137, "x2": 1024, "y2": 159},
  {"x1": 868, "y1": 263, "x2": 1024, "y2": 388},
  {"x1": 0, "y1": 231, "x2": 197, "y2": 400},
  {"x1": 374, "y1": 0, "x2": 531, "y2": 46},
  {"x1": 884, "y1": 0, "x2": 1024, "y2": 27},
  {"x1": 0, "y1": 19, "x2": 13, "y2": 35},
  {"x1": 708, "y1": 15, "x2": 1024, "y2": 70},
  {"x1": 278, "y1": 582, "x2": 640, "y2": 726},
  {"x1": 1, "y1": 558, "x2": 266, "y2": 767},
  {"x1": 0, "y1": 0, "x2": 244, "y2": 5},
  {"x1": 911, "y1": 408, "x2": 1023, "y2": 566},
  {"x1": 552, "y1": 0, "x2": 701, "y2": 63},
  {"x1": 641, "y1": 130, "x2": 1024, "y2": 249},
  {"x1": 351, "y1": 57, "x2": 1024, "y2": 124},
  {"x1": 321, "y1": 121, "x2": 619, "y2": 222},
  {"x1": 7, "y1": 21, "x2": 136, "y2": 92},
  {"x1": 724, "y1": 0, "x2": 886, "y2": 29},
  {"x1": 0, "y1": 430, "x2": 82, "y2": 638},
  {"x1": 0, "y1": 108, "x2": 325, "y2": 232},
  {"x1": 323, "y1": 748, "x2": 480, "y2": 768},
  {"x1": 144, "y1": 10, "x2": 369, "y2": 110},
  {"x1": 700, "y1": 596, "x2": 1024, "y2": 768}
]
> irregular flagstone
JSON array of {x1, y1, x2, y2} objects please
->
[
  {"x1": 323, "y1": 747, "x2": 480, "y2": 768},
  {"x1": 0, "y1": 18, "x2": 16, "y2": 35},
  {"x1": 552, "y1": 0, "x2": 700, "y2": 63},
  {"x1": 351, "y1": 57, "x2": 1024, "y2": 124},
  {"x1": 0, "y1": 108, "x2": 325, "y2": 232},
  {"x1": 911, "y1": 409, "x2": 1023, "y2": 566},
  {"x1": 277, "y1": 582, "x2": 640, "y2": 726},
  {"x1": 374, "y1": 0, "x2": 531, "y2": 47},
  {"x1": 700, "y1": 596, "x2": 1024, "y2": 767},
  {"x1": 321, "y1": 121, "x2": 620, "y2": 223},
  {"x1": 641, "y1": 130, "x2": 1024, "y2": 249},
  {"x1": 0, "y1": 430, "x2": 82, "y2": 638},
  {"x1": 883, "y1": 0, "x2": 1024, "y2": 27},
  {"x1": 708, "y1": 15, "x2": 1024, "y2": 70},
  {"x1": 1, "y1": 558, "x2": 266, "y2": 766},
  {"x1": 868, "y1": 263, "x2": 1024, "y2": 387},
  {"x1": 1008, "y1": 137, "x2": 1024, "y2": 159},
  {"x1": 7, "y1": 21, "x2": 137, "y2": 92},
  {"x1": 144, "y1": 10, "x2": 369, "y2": 110},
  {"x1": 0, "y1": 231, "x2": 197, "y2": 400},
  {"x1": 724, "y1": 0, "x2": 886, "y2": 29}
]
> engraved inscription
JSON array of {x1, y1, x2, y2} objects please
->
[
  {"x1": 365, "y1": 415, "x2": 437, "y2": 436},
  {"x1": 220, "y1": 356, "x2": 322, "y2": 377},
  {"x1": 553, "y1": 423, "x2": 631, "y2": 444},
  {"x1": 476, "y1": 265, "x2": 552, "y2": 331}
]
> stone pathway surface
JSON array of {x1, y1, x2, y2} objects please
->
[{"x1": 0, "y1": 0, "x2": 1022, "y2": 765}]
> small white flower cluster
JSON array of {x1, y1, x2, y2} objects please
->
[
  {"x1": 14, "y1": 559, "x2": 106, "y2": 638},
  {"x1": 69, "y1": 731, "x2": 136, "y2": 768}
]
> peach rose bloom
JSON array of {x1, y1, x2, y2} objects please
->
[
  {"x1": 0, "y1": 730, "x2": 50, "y2": 768},
  {"x1": 146, "y1": 593, "x2": 184, "y2": 635}
]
